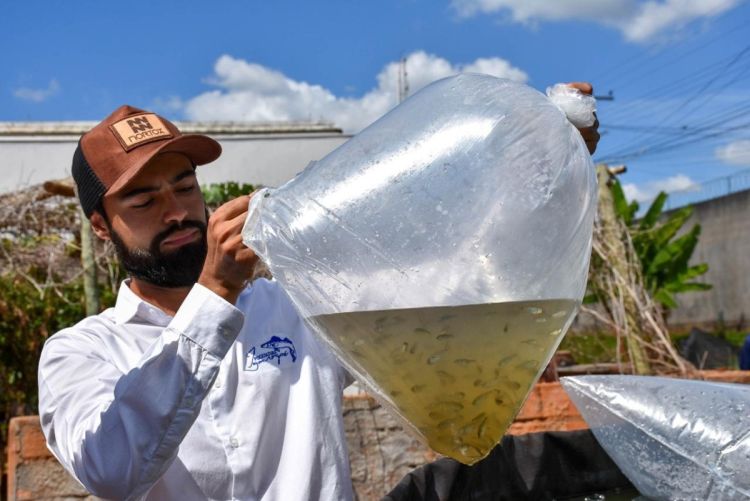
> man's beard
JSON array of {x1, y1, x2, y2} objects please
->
[{"x1": 109, "y1": 220, "x2": 208, "y2": 288}]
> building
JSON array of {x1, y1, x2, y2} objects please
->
[{"x1": 0, "y1": 121, "x2": 351, "y2": 193}]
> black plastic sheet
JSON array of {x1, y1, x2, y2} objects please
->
[{"x1": 384, "y1": 430, "x2": 633, "y2": 501}]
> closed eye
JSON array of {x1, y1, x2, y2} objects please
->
[{"x1": 132, "y1": 199, "x2": 153, "y2": 209}]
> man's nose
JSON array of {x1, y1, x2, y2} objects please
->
[{"x1": 162, "y1": 191, "x2": 188, "y2": 225}]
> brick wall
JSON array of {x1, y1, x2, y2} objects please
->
[
  {"x1": 6, "y1": 416, "x2": 95, "y2": 500},
  {"x1": 344, "y1": 395, "x2": 440, "y2": 500},
  {"x1": 7, "y1": 381, "x2": 593, "y2": 501},
  {"x1": 9, "y1": 372, "x2": 748, "y2": 500}
]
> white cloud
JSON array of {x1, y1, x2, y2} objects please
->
[
  {"x1": 461, "y1": 58, "x2": 529, "y2": 81},
  {"x1": 623, "y1": 0, "x2": 741, "y2": 41},
  {"x1": 452, "y1": 0, "x2": 633, "y2": 23},
  {"x1": 183, "y1": 51, "x2": 528, "y2": 133},
  {"x1": 13, "y1": 79, "x2": 60, "y2": 103},
  {"x1": 451, "y1": 0, "x2": 742, "y2": 42},
  {"x1": 151, "y1": 95, "x2": 185, "y2": 114},
  {"x1": 622, "y1": 174, "x2": 698, "y2": 202},
  {"x1": 715, "y1": 140, "x2": 750, "y2": 166}
]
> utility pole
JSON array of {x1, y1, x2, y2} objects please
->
[{"x1": 594, "y1": 91, "x2": 615, "y2": 101}]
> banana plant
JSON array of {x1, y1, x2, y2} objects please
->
[{"x1": 610, "y1": 180, "x2": 711, "y2": 310}]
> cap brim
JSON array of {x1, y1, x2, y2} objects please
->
[
  {"x1": 106, "y1": 134, "x2": 221, "y2": 196},
  {"x1": 158, "y1": 134, "x2": 222, "y2": 166}
]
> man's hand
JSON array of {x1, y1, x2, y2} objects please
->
[
  {"x1": 567, "y1": 82, "x2": 600, "y2": 155},
  {"x1": 198, "y1": 193, "x2": 259, "y2": 305}
]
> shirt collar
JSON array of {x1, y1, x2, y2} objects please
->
[{"x1": 113, "y1": 280, "x2": 173, "y2": 327}]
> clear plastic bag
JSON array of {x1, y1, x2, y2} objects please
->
[
  {"x1": 243, "y1": 74, "x2": 597, "y2": 463},
  {"x1": 546, "y1": 83, "x2": 598, "y2": 128},
  {"x1": 562, "y1": 375, "x2": 750, "y2": 500}
]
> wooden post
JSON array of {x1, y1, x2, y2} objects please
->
[
  {"x1": 43, "y1": 179, "x2": 100, "y2": 315},
  {"x1": 596, "y1": 164, "x2": 651, "y2": 375},
  {"x1": 79, "y1": 206, "x2": 100, "y2": 315}
]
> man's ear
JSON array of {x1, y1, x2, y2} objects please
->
[{"x1": 89, "y1": 211, "x2": 111, "y2": 241}]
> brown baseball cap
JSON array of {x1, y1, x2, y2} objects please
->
[{"x1": 72, "y1": 105, "x2": 221, "y2": 217}]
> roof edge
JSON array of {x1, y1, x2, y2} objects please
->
[{"x1": 0, "y1": 121, "x2": 343, "y2": 136}]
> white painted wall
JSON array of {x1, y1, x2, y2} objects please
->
[
  {"x1": 0, "y1": 132, "x2": 350, "y2": 194},
  {"x1": 197, "y1": 133, "x2": 349, "y2": 188},
  {"x1": 0, "y1": 137, "x2": 79, "y2": 193}
]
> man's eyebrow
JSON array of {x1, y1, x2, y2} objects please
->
[
  {"x1": 173, "y1": 169, "x2": 196, "y2": 183},
  {"x1": 120, "y1": 169, "x2": 196, "y2": 200}
]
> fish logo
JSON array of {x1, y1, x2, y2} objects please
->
[{"x1": 246, "y1": 336, "x2": 297, "y2": 371}]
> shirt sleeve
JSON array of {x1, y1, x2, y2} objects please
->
[{"x1": 38, "y1": 283, "x2": 244, "y2": 500}]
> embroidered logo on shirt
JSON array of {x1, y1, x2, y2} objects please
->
[{"x1": 245, "y1": 336, "x2": 297, "y2": 371}]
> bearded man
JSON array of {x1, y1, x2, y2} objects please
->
[{"x1": 38, "y1": 106, "x2": 354, "y2": 500}]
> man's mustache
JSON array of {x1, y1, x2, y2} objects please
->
[{"x1": 152, "y1": 220, "x2": 207, "y2": 251}]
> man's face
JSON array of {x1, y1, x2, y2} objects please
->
[{"x1": 92, "y1": 152, "x2": 208, "y2": 287}]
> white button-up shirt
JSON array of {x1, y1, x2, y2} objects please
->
[{"x1": 38, "y1": 279, "x2": 354, "y2": 500}]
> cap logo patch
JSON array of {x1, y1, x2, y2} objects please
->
[
  {"x1": 127, "y1": 116, "x2": 153, "y2": 133},
  {"x1": 110, "y1": 113, "x2": 173, "y2": 151}
]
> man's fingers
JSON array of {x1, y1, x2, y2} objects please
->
[
  {"x1": 230, "y1": 235, "x2": 257, "y2": 258},
  {"x1": 207, "y1": 208, "x2": 251, "y2": 252},
  {"x1": 581, "y1": 129, "x2": 600, "y2": 154},
  {"x1": 228, "y1": 208, "x2": 250, "y2": 229},
  {"x1": 567, "y1": 82, "x2": 593, "y2": 95},
  {"x1": 212, "y1": 194, "x2": 253, "y2": 221},
  {"x1": 577, "y1": 113, "x2": 599, "y2": 155},
  {"x1": 224, "y1": 233, "x2": 258, "y2": 267},
  {"x1": 579, "y1": 120, "x2": 600, "y2": 140},
  {"x1": 580, "y1": 130, "x2": 600, "y2": 154}
]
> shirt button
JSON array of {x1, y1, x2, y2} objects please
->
[
  {"x1": 214, "y1": 379, "x2": 221, "y2": 389},
  {"x1": 230, "y1": 437, "x2": 239, "y2": 448}
]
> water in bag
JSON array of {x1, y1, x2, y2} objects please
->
[{"x1": 243, "y1": 74, "x2": 597, "y2": 464}]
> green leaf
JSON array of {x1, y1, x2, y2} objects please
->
[
  {"x1": 680, "y1": 263, "x2": 709, "y2": 282},
  {"x1": 653, "y1": 289, "x2": 678, "y2": 308},
  {"x1": 667, "y1": 226, "x2": 700, "y2": 276},
  {"x1": 639, "y1": 192, "x2": 667, "y2": 231},
  {"x1": 653, "y1": 206, "x2": 693, "y2": 248},
  {"x1": 628, "y1": 201, "x2": 639, "y2": 222},
  {"x1": 665, "y1": 282, "x2": 712, "y2": 293},
  {"x1": 611, "y1": 179, "x2": 635, "y2": 225},
  {"x1": 583, "y1": 293, "x2": 600, "y2": 304},
  {"x1": 649, "y1": 226, "x2": 698, "y2": 281}
]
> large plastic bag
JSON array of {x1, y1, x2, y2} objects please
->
[
  {"x1": 243, "y1": 74, "x2": 597, "y2": 463},
  {"x1": 562, "y1": 375, "x2": 750, "y2": 500}
]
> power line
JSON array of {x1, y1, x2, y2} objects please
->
[
  {"x1": 599, "y1": 118, "x2": 750, "y2": 163},
  {"x1": 592, "y1": 7, "x2": 749, "y2": 87},
  {"x1": 602, "y1": 46, "x2": 750, "y2": 155},
  {"x1": 599, "y1": 102, "x2": 750, "y2": 162},
  {"x1": 605, "y1": 95, "x2": 750, "y2": 158},
  {"x1": 599, "y1": 97, "x2": 750, "y2": 159},
  {"x1": 603, "y1": 48, "x2": 750, "y2": 125},
  {"x1": 648, "y1": 44, "x2": 750, "y2": 128}
]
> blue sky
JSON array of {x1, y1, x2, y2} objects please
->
[{"x1": 2, "y1": 0, "x2": 749, "y2": 203}]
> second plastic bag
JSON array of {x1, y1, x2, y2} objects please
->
[
  {"x1": 243, "y1": 74, "x2": 596, "y2": 464},
  {"x1": 562, "y1": 375, "x2": 750, "y2": 500}
]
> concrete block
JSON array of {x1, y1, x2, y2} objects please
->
[{"x1": 7, "y1": 416, "x2": 97, "y2": 500}]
